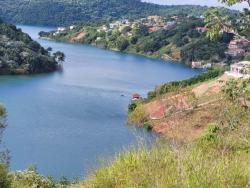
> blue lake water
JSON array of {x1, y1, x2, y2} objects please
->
[{"x1": 0, "y1": 25, "x2": 200, "y2": 179}]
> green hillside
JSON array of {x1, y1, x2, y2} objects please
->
[
  {"x1": 0, "y1": 0, "x2": 207, "y2": 26},
  {"x1": 0, "y1": 20, "x2": 59, "y2": 74}
]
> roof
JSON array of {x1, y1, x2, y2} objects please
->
[
  {"x1": 237, "y1": 61, "x2": 250, "y2": 66},
  {"x1": 132, "y1": 93, "x2": 140, "y2": 98}
]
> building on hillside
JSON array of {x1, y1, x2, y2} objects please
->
[
  {"x1": 170, "y1": 16, "x2": 179, "y2": 20},
  {"x1": 195, "y1": 27, "x2": 208, "y2": 33},
  {"x1": 69, "y1": 25, "x2": 75, "y2": 30},
  {"x1": 192, "y1": 61, "x2": 202, "y2": 69},
  {"x1": 102, "y1": 25, "x2": 108, "y2": 32},
  {"x1": 226, "y1": 61, "x2": 250, "y2": 78},
  {"x1": 147, "y1": 15, "x2": 163, "y2": 21},
  {"x1": 164, "y1": 21, "x2": 177, "y2": 30},
  {"x1": 192, "y1": 61, "x2": 211, "y2": 69},
  {"x1": 226, "y1": 37, "x2": 250, "y2": 57},
  {"x1": 132, "y1": 93, "x2": 141, "y2": 101},
  {"x1": 57, "y1": 27, "x2": 66, "y2": 32},
  {"x1": 149, "y1": 25, "x2": 162, "y2": 33},
  {"x1": 226, "y1": 48, "x2": 245, "y2": 57}
]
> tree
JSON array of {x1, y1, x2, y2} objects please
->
[
  {"x1": 53, "y1": 51, "x2": 65, "y2": 63},
  {"x1": 116, "y1": 37, "x2": 129, "y2": 51},
  {"x1": 134, "y1": 25, "x2": 149, "y2": 36},
  {"x1": 205, "y1": 0, "x2": 250, "y2": 42},
  {"x1": 219, "y1": 0, "x2": 250, "y2": 6},
  {"x1": 222, "y1": 79, "x2": 241, "y2": 102}
]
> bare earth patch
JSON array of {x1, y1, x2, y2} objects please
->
[
  {"x1": 71, "y1": 32, "x2": 86, "y2": 42},
  {"x1": 133, "y1": 75, "x2": 230, "y2": 142}
]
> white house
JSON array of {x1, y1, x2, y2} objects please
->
[
  {"x1": 69, "y1": 25, "x2": 75, "y2": 30},
  {"x1": 57, "y1": 27, "x2": 66, "y2": 32},
  {"x1": 226, "y1": 61, "x2": 250, "y2": 78}
]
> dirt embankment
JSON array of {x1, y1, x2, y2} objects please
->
[
  {"x1": 130, "y1": 75, "x2": 231, "y2": 142},
  {"x1": 70, "y1": 32, "x2": 86, "y2": 42}
]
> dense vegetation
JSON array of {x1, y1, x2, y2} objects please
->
[
  {"x1": 0, "y1": 20, "x2": 60, "y2": 74},
  {"x1": 0, "y1": 0, "x2": 207, "y2": 26},
  {"x1": 40, "y1": 16, "x2": 232, "y2": 63},
  {"x1": 147, "y1": 68, "x2": 225, "y2": 100}
]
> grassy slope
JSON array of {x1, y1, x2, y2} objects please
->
[
  {"x1": 72, "y1": 74, "x2": 250, "y2": 188},
  {"x1": 75, "y1": 105, "x2": 250, "y2": 187}
]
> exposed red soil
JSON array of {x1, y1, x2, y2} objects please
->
[
  {"x1": 138, "y1": 77, "x2": 229, "y2": 141},
  {"x1": 70, "y1": 32, "x2": 86, "y2": 42}
]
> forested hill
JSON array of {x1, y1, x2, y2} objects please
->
[
  {"x1": 0, "y1": 0, "x2": 207, "y2": 26},
  {"x1": 0, "y1": 20, "x2": 58, "y2": 74}
]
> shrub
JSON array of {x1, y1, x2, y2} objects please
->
[
  {"x1": 149, "y1": 68, "x2": 224, "y2": 99},
  {"x1": 0, "y1": 164, "x2": 10, "y2": 188}
]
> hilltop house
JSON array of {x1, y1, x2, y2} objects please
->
[
  {"x1": 226, "y1": 37, "x2": 250, "y2": 57},
  {"x1": 192, "y1": 61, "x2": 212, "y2": 69},
  {"x1": 164, "y1": 21, "x2": 177, "y2": 30},
  {"x1": 57, "y1": 27, "x2": 66, "y2": 32},
  {"x1": 69, "y1": 25, "x2": 75, "y2": 30},
  {"x1": 132, "y1": 93, "x2": 141, "y2": 101},
  {"x1": 195, "y1": 27, "x2": 208, "y2": 33},
  {"x1": 226, "y1": 61, "x2": 250, "y2": 78}
]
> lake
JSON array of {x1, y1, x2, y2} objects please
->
[{"x1": 0, "y1": 25, "x2": 200, "y2": 179}]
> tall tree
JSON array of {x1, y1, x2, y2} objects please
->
[{"x1": 205, "y1": 0, "x2": 250, "y2": 42}]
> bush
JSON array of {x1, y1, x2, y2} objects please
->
[
  {"x1": 149, "y1": 68, "x2": 224, "y2": 99},
  {"x1": 128, "y1": 103, "x2": 137, "y2": 113},
  {"x1": 0, "y1": 164, "x2": 10, "y2": 188},
  {"x1": 116, "y1": 37, "x2": 129, "y2": 51}
]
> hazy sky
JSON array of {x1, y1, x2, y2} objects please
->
[{"x1": 143, "y1": 0, "x2": 248, "y2": 10}]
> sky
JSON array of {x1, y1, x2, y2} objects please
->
[{"x1": 143, "y1": 0, "x2": 249, "y2": 10}]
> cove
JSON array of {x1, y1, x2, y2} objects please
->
[{"x1": 0, "y1": 25, "x2": 201, "y2": 179}]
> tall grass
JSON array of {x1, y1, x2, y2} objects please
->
[{"x1": 74, "y1": 102, "x2": 250, "y2": 188}]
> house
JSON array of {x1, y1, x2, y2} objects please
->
[
  {"x1": 147, "y1": 15, "x2": 162, "y2": 21},
  {"x1": 127, "y1": 32, "x2": 133, "y2": 37},
  {"x1": 96, "y1": 37, "x2": 102, "y2": 41},
  {"x1": 226, "y1": 61, "x2": 250, "y2": 78},
  {"x1": 57, "y1": 27, "x2": 66, "y2": 32},
  {"x1": 132, "y1": 93, "x2": 141, "y2": 101},
  {"x1": 195, "y1": 27, "x2": 208, "y2": 33},
  {"x1": 109, "y1": 23, "x2": 116, "y2": 29},
  {"x1": 192, "y1": 61, "x2": 203, "y2": 69},
  {"x1": 69, "y1": 25, "x2": 75, "y2": 30},
  {"x1": 170, "y1": 16, "x2": 179, "y2": 20},
  {"x1": 192, "y1": 61, "x2": 212, "y2": 69},
  {"x1": 164, "y1": 21, "x2": 176, "y2": 30},
  {"x1": 102, "y1": 25, "x2": 108, "y2": 32},
  {"x1": 149, "y1": 25, "x2": 162, "y2": 33},
  {"x1": 226, "y1": 48, "x2": 245, "y2": 57},
  {"x1": 226, "y1": 38, "x2": 250, "y2": 57}
]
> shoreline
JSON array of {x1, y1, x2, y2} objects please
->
[{"x1": 39, "y1": 36, "x2": 186, "y2": 66}]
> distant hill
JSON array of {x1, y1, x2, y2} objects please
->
[
  {"x1": 0, "y1": 20, "x2": 58, "y2": 74},
  {"x1": 0, "y1": 0, "x2": 207, "y2": 26}
]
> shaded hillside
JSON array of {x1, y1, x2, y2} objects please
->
[
  {"x1": 0, "y1": 21, "x2": 58, "y2": 74},
  {"x1": 0, "y1": 0, "x2": 207, "y2": 26}
]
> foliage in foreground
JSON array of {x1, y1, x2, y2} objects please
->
[{"x1": 77, "y1": 100, "x2": 250, "y2": 188}]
